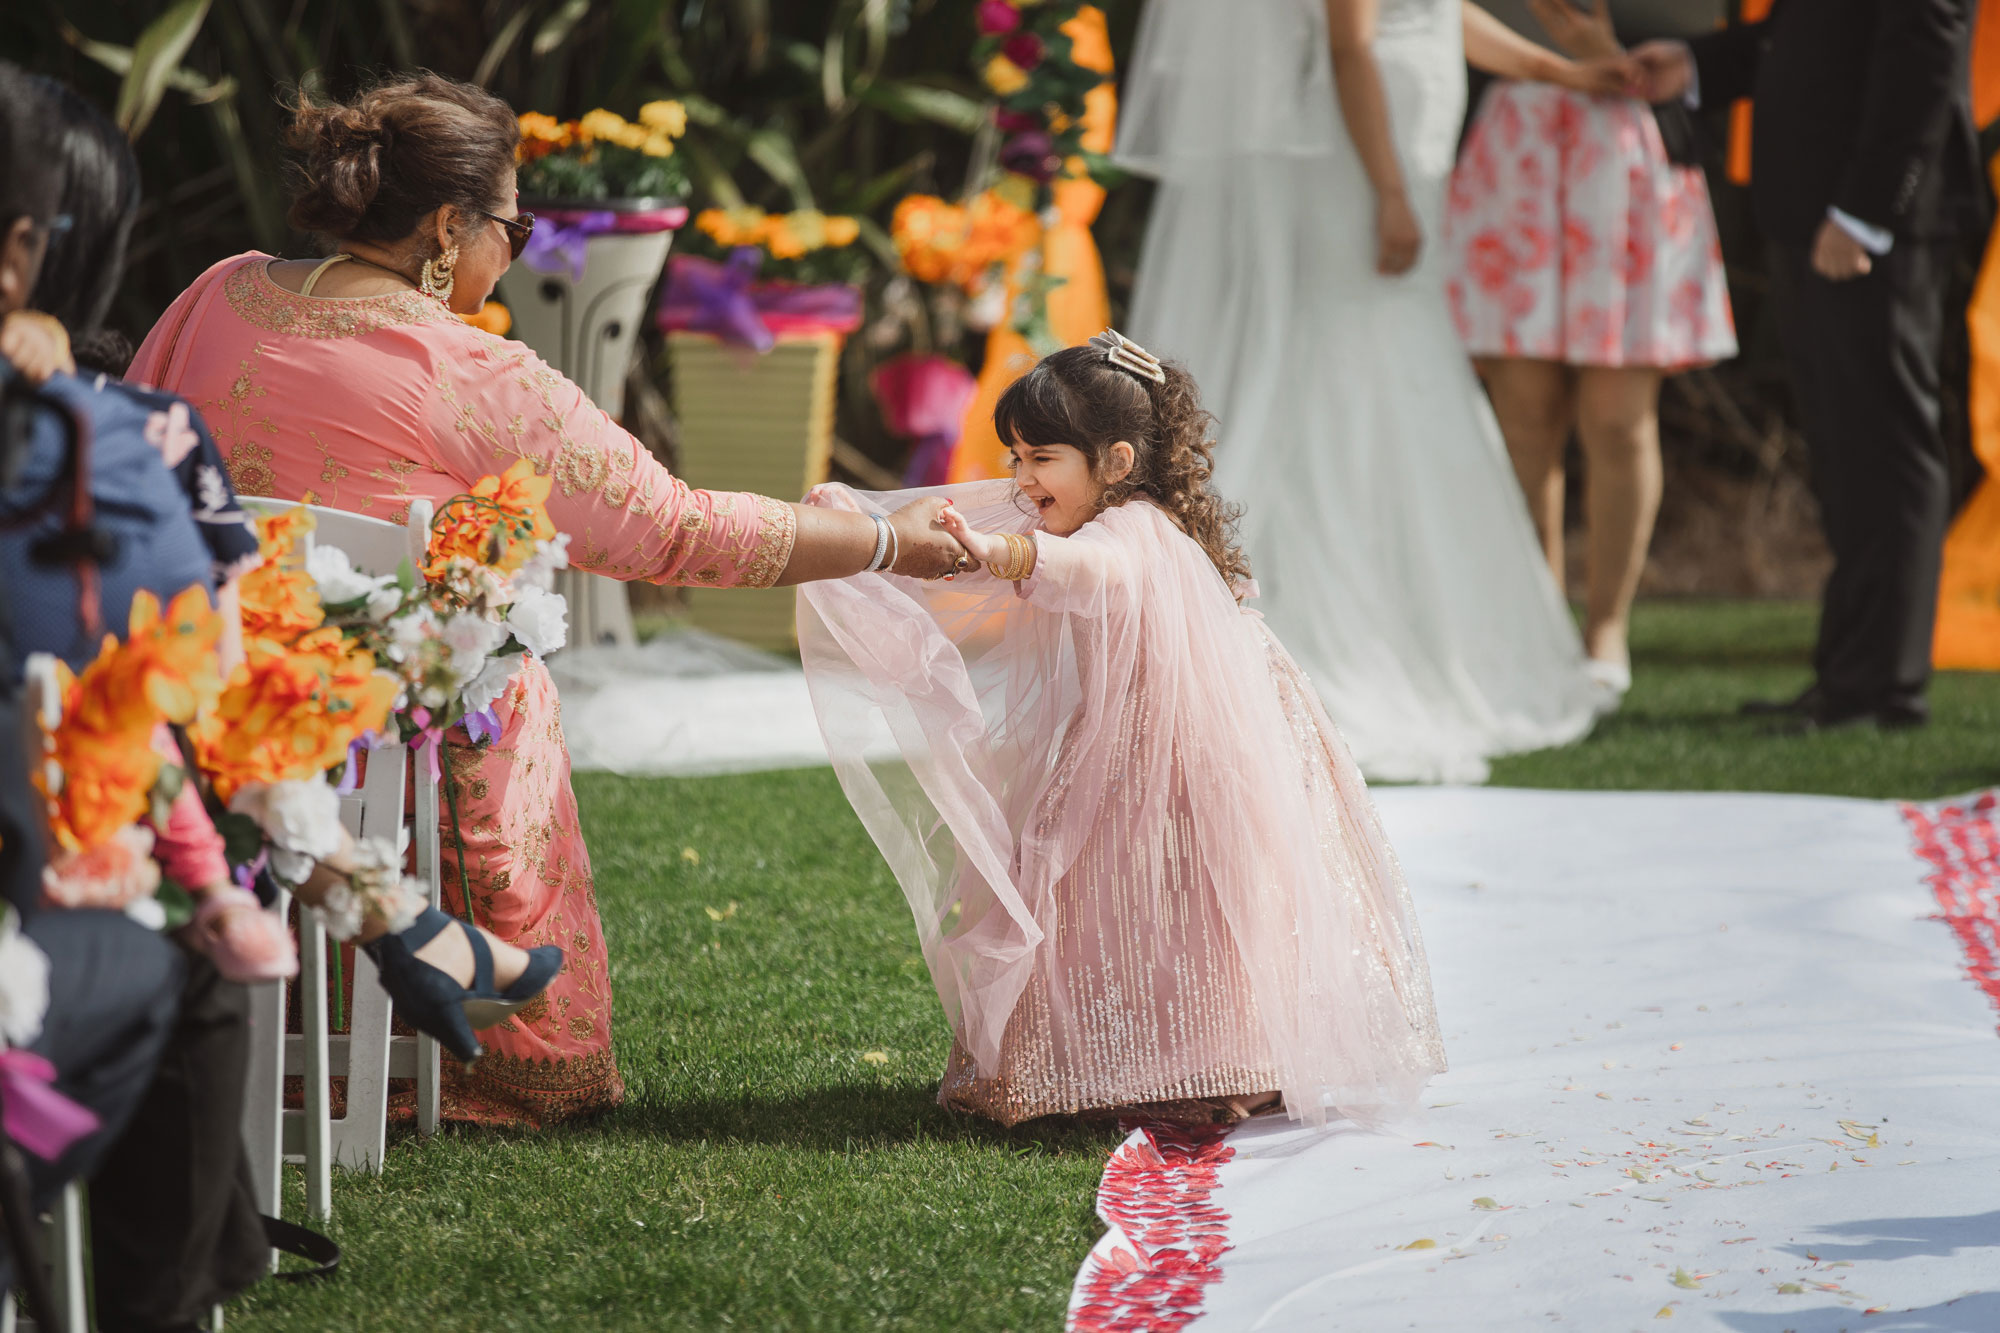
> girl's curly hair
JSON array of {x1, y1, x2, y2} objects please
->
[{"x1": 992, "y1": 341, "x2": 1251, "y2": 589}]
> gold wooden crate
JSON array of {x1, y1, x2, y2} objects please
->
[{"x1": 669, "y1": 329, "x2": 842, "y2": 652}]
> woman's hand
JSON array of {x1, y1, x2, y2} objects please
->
[
  {"x1": 1375, "y1": 190, "x2": 1423, "y2": 276},
  {"x1": 886, "y1": 496, "x2": 976, "y2": 579},
  {"x1": 938, "y1": 503, "x2": 1007, "y2": 568},
  {"x1": 1527, "y1": 0, "x2": 1620, "y2": 62},
  {"x1": 0, "y1": 311, "x2": 74, "y2": 384}
]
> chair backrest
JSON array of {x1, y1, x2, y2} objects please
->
[{"x1": 238, "y1": 497, "x2": 434, "y2": 579}]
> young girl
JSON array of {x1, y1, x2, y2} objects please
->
[{"x1": 799, "y1": 332, "x2": 1445, "y2": 1126}]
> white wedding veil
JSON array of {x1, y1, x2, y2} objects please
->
[{"x1": 1114, "y1": 0, "x2": 1342, "y2": 179}]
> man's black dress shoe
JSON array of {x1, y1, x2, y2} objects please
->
[
  {"x1": 1740, "y1": 685, "x2": 1821, "y2": 718},
  {"x1": 1783, "y1": 699, "x2": 1929, "y2": 735}
]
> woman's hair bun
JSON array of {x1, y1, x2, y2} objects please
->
[
  {"x1": 284, "y1": 98, "x2": 389, "y2": 236},
  {"x1": 282, "y1": 73, "x2": 517, "y2": 245}
]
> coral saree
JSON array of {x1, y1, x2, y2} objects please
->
[{"x1": 132, "y1": 253, "x2": 798, "y2": 1123}]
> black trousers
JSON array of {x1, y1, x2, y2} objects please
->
[
  {"x1": 87, "y1": 951, "x2": 268, "y2": 1333},
  {"x1": 1770, "y1": 240, "x2": 1954, "y2": 712},
  {"x1": 1, "y1": 912, "x2": 179, "y2": 1295}
]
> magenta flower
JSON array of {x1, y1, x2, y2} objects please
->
[
  {"x1": 995, "y1": 107, "x2": 1041, "y2": 134},
  {"x1": 1001, "y1": 31, "x2": 1045, "y2": 70},
  {"x1": 975, "y1": 0, "x2": 1021, "y2": 37},
  {"x1": 1000, "y1": 131, "x2": 1061, "y2": 183}
]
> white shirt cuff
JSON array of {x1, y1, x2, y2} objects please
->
[{"x1": 1828, "y1": 207, "x2": 1894, "y2": 256}]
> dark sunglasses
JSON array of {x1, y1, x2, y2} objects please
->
[{"x1": 481, "y1": 210, "x2": 536, "y2": 259}]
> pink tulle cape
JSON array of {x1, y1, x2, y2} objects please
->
[{"x1": 798, "y1": 482, "x2": 1445, "y2": 1124}]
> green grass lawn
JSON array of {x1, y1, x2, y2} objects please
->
[{"x1": 228, "y1": 600, "x2": 2000, "y2": 1332}]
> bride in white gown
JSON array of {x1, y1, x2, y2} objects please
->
[{"x1": 1118, "y1": 0, "x2": 1626, "y2": 783}]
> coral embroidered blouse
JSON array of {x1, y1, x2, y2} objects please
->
[{"x1": 130, "y1": 254, "x2": 797, "y2": 589}]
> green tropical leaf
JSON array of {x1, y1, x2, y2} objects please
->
[
  {"x1": 102, "y1": 0, "x2": 213, "y2": 138},
  {"x1": 472, "y1": 6, "x2": 536, "y2": 89},
  {"x1": 533, "y1": 0, "x2": 593, "y2": 58},
  {"x1": 746, "y1": 129, "x2": 816, "y2": 210},
  {"x1": 856, "y1": 79, "x2": 985, "y2": 134}
]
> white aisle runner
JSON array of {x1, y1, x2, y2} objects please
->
[{"x1": 1068, "y1": 788, "x2": 2000, "y2": 1333}]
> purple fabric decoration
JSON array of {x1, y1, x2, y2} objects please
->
[
  {"x1": 337, "y1": 737, "x2": 366, "y2": 795},
  {"x1": 520, "y1": 210, "x2": 618, "y2": 282},
  {"x1": 0, "y1": 1049, "x2": 101, "y2": 1161},
  {"x1": 462, "y1": 705, "x2": 503, "y2": 746},
  {"x1": 658, "y1": 252, "x2": 864, "y2": 352}
]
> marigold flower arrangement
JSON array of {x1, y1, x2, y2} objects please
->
[
  {"x1": 890, "y1": 190, "x2": 1041, "y2": 294},
  {"x1": 515, "y1": 102, "x2": 690, "y2": 201},
  {"x1": 34, "y1": 587, "x2": 224, "y2": 916},
  {"x1": 684, "y1": 206, "x2": 869, "y2": 284}
]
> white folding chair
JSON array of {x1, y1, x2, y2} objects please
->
[
  {"x1": 19, "y1": 663, "x2": 90, "y2": 1333},
  {"x1": 236, "y1": 499, "x2": 442, "y2": 1237}
]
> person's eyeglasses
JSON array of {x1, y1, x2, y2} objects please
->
[{"x1": 481, "y1": 210, "x2": 536, "y2": 259}]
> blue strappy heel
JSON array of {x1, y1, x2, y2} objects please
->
[{"x1": 363, "y1": 907, "x2": 564, "y2": 1066}]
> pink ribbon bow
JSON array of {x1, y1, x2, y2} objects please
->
[{"x1": 0, "y1": 1048, "x2": 101, "y2": 1161}]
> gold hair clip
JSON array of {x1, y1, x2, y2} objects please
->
[{"x1": 1089, "y1": 328, "x2": 1166, "y2": 385}]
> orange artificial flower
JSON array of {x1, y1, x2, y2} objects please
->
[
  {"x1": 459, "y1": 300, "x2": 513, "y2": 336},
  {"x1": 425, "y1": 459, "x2": 556, "y2": 580},
  {"x1": 192, "y1": 629, "x2": 398, "y2": 801},
  {"x1": 237, "y1": 507, "x2": 325, "y2": 645}
]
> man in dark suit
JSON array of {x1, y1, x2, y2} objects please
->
[{"x1": 1632, "y1": 0, "x2": 1982, "y2": 731}]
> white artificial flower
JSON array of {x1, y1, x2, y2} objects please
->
[
  {"x1": 504, "y1": 583, "x2": 568, "y2": 658},
  {"x1": 311, "y1": 882, "x2": 365, "y2": 941},
  {"x1": 516, "y1": 533, "x2": 572, "y2": 592},
  {"x1": 230, "y1": 778, "x2": 345, "y2": 861},
  {"x1": 0, "y1": 907, "x2": 50, "y2": 1047},
  {"x1": 387, "y1": 603, "x2": 439, "y2": 664},
  {"x1": 307, "y1": 543, "x2": 393, "y2": 608},
  {"x1": 440, "y1": 611, "x2": 508, "y2": 683},
  {"x1": 365, "y1": 585, "x2": 405, "y2": 622},
  {"x1": 460, "y1": 655, "x2": 519, "y2": 715},
  {"x1": 125, "y1": 896, "x2": 167, "y2": 931},
  {"x1": 379, "y1": 876, "x2": 428, "y2": 934},
  {"x1": 269, "y1": 848, "x2": 315, "y2": 885}
]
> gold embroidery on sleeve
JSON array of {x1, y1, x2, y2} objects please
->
[{"x1": 739, "y1": 495, "x2": 799, "y2": 589}]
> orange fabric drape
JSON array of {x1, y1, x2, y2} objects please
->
[
  {"x1": 1725, "y1": 0, "x2": 1776, "y2": 184},
  {"x1": 947, "y1": 7, "x2": 1117, "y2": 483},
  {"x1": 1931, "y1": 9, "x2": 2000, "y2": 668}
]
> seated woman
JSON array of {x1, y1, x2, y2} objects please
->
[{"x1": 130, "y1": 72, "x2": 968, "y2": 1124}]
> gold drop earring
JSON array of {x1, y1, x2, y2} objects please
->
[{"x1": 419, "y1": 242, "x2": 459, "y2": 306}]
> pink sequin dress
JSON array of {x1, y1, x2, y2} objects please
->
[
  {"x1": 131, "y1": 253, "x2": 800, "y2": 1124},
  {"x1": 800, "y1": 482, "x2": 1446, "y2": 1127}
]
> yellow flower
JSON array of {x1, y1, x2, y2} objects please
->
[
  {"x1": 576, "y1": 108, "x2": 629, "y2": 144},
  {"x1": 641, "y1": 132, "x2": 677, "y2": 159},
  {"x1": 459, "y1": 300, "x2": 513, "y2": 336},
  {"x1": 823, "y1": 216, "x2": 861, "y2": 247},
  {"x1": 517, "y1": 111, "x2": 569, "y2": 144},
  {"x1": 611, "y1": 122, "x2": 651, "y2": 152},
  {"x1": 638, "y1": 100, "x2": 688, "y2": 137},
  {"x1": 781, "y1": 210, "x2": 829, "y2": 252},
  {"x1": 697, "y1": 207, "x2": 768, "y2": 248},
  {"x1": 983, "y1": 55, "x2": 1029, "y2": 95}
]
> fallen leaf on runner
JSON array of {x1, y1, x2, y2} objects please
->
[
  {"x1": 1695, "y1": 1170, "x2": 1720, "y2": 1182},
  {"x1": 681, "y1": 847, "x2": 701, "y2": 864},
  {"x1": 1400, "y1": 1238, "x2": 1437, "y2": 1250},
  {"x1": 861, "y1": 1051, "x2": 890, "y2": 1065},
  {"x1": 1670, "y1": 1269, "x2": 1703, "y2": 1289},
  {"x1": 1864, "y1": 1308, "x2": 1887, "y2": 1315},
  {"x1": 1655, "y1": 1308, "x2": 1674, "y2": 1320},
  {"x1": 1428, "y1": 1101, "x2": 1462, "y2": 1109},
  {"x1": 1669, "y1": 1043, "x2": 1683, "y2": 1051},
  {"x1": 1838, "y1": 1120, "x2": 1880, "y2": 1143},
  {"x1": 1722, "y1": 1237, "x2": 1756, "y2": 1245},
  {"x1": 1596, "y1": 1092, "x2": 1613, "y2": 1100},
  {"x1": 1472, "y1": 1197, "x2": 1506, "y2": 1211},
  {"x1": 1627, "y1": 1167, "x2": 1655, "y2": 1182},
  {"x1": 1413, "y1": 1141, "x2": 1453, "y2": 1149},
  {"x1": 1777, "y1": 1283, "x2": 1805, "y2": 1295},
  {"x1": 704, "y1": 902, "x2": 738, "y2": 921}
]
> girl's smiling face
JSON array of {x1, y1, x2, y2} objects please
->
[{"x1": 1007, "y1": 439, "x2": 1133, "y2": 536}]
